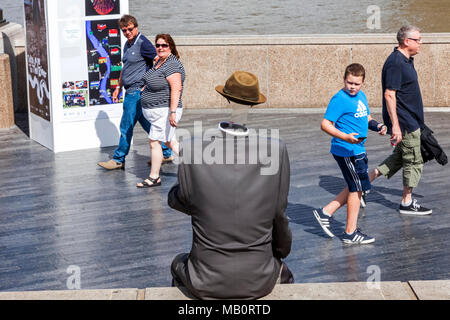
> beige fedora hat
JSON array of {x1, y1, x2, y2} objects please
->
[{"x1": 215, "y1": 71, "x2": 266, "y2": 105}]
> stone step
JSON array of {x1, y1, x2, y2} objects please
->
[{"x1": 0, "y1": 280, "x2": 448, "y2": 300}]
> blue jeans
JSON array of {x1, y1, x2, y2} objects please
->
[{"x1": 113, "y1": 89, "x2": 171, "y2": 163}]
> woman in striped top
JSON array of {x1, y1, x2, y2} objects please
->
[{"x1": 137, "y1": 34, "x2": 185, "y2": 188}]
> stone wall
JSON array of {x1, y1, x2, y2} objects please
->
[
  {"x1": 0, "y1": 53, "x2": 14, "y2": 128},
  {"x1": 172, "y1": 33, "x2": 450, "y2": 109},
  {"x1": 1, "y1": 32, "x2": 449, "y2": 122},
  {"x1": 0, "y1": 22, "x2": 26, "y2": 113}
]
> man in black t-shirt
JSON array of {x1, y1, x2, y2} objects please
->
[{"x1": 368, "y1": 25, "x2": 432, "y2": 216}]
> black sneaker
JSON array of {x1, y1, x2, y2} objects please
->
[
  {"x1": 341, "y1": 228, "x2": 375, "y2": 244},
  {"x1": 313, "y1": 208, "x2": 334, "y2": 238},
  {"x1": 399, "y1": 199, "x2": 432, "y2": 215}
]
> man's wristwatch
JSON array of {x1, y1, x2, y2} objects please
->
[{"x1": 170, "y1": 110, "x2": 176, "y2": 114}]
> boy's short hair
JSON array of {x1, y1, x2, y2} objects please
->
[
  {"x1": 119, "y1": 14, "x2": 138, "y2": 28},
  {"x1": 344, "y1": 63, "x2": 365, "y2": 81}
]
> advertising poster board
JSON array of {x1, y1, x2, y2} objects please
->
[
  {"x1": 24, "y1": 0, "x2": 50, "y2": 121},
  {"x1": 24, "y1": 0, "x2": 129, "y2": 152},
  {"x1": 85, "y1": 0, "x2": 120, "y2": 16},
  {"x1": 85, "y1": 18, "x2": 122, "y2": 106}
]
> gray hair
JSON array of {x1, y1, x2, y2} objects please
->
[{"x1": 397, "y1": 25, "x2": 421, "y2": 45}]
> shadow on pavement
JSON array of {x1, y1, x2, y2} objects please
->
[{"x1": 318, "y1": 175, "x2": 423, "y2": 211}]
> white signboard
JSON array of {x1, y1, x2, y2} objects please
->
[{"x1": 24, "y1": 0, "x2": 128, "y2": 152}]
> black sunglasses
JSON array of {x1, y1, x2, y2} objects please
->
[
  {"x1": 121, "y1": 26, "x2": 135, "y2": 33},
  {"x1": 155, "y1": 43, "x2": 169, "y2": 48}
]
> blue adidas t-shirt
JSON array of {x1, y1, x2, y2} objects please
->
[{"x1": 324, "y1": 89, "x2": 370, "y2": 157}]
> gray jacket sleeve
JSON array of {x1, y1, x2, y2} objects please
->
[
  {"x1": 272, "y1": 143, "x2": 292, "y2": 259},
  {"x1": 168, "y1": 163, "x2": 192, "y2": 215}
]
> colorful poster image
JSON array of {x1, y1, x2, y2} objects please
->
[
  {"x1": 85, "y1": 0, "x2": 120, "y2": 16},
  {"x1": 24, "y1": 0, "x2": 50, "y2": 121},
  {"x1": 63, "y1": 91, "x2": 88, "y2": 108},
  {"x1": 85, "y1": 19, "x2": 123, "y2": 106},
  {"x1": 63, "y1": 80, "x2": 88, "y2": 91},
  {"x1": 62, "y1": 81, "x2": 88, "y2": 108}
]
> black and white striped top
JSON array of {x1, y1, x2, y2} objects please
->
[{"x1": 141, "y1": 54, "x2": 185, "y2": 109}]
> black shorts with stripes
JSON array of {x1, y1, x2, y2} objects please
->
[{"x1": 333, "y1": 153, "x2": 371, "y2": 193}]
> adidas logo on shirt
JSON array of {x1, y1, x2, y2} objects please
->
[{"x1": 355, "y1": 100, "x2": 368, "y2": 118}]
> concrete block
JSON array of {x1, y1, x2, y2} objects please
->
[
  {"x1": 267, "y1": 45, "x2": 310, "y2": 108},
  {"x1": 226, "y1": 46, "x2": 269, "y2": 106},
  {"x1": 175, "y1": 34, "x2": 450, "y2": 109},
  {"x1": 145, "y1": 287, "x2": 194, "y2": 300},
  {"x1": 144, "y1": 281, "x2": 415, "y2": 300},
  {"x1": 181, "y1": 46, "x2": 228, "y2": 109},
  {"x1": 408, "y1": 280, "x2": 450, "y2": 300},
  {"x1": 308, "y1": 45, "x2": 351, "y2": 108},
  {"x1": 0, "y1": 53, "x2": 14, "y2": 128},
  {"x1": 1, "y1": 22, "x2": 25, "y2": 112},
  {"x1": 15, "y1": 46, "x2": 28, "y2": 113},
  {"x1": 0, "y1": 289, "x2": 139, "y2": 300},
  {"x1": 176, "y1": 34, "x2": 450, "y2": 47},
  {"x1": 414, "y1": 44, "x2": 437, "y2": 107},
  {"x1": 260, "y1": 282, "x2": 415, "y2": 300},
  {"x1": 351, "y1": 44, "x2": 393, "y2": 107},
  {"x1": 435, "y1": 44, "x2": 450, "y2": 107},
  {"x1": 0, "y1": 22, "x2": 25, "y2": 53},
  {"x1": 3, "y1": 281, "x2": 449, "y2": 300}
]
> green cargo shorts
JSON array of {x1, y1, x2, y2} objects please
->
[{"x1": 377, "y1": 128, "x2": 423, "y2": 188}]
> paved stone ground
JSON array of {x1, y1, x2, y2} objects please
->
[{"x1": 0, "y1": 109, "x2": 449, "y2": 292}]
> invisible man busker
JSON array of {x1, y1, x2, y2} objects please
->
[{"x1": 168, "y1": 71, "x2": 294, "y2": 300}]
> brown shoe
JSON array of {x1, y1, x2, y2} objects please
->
[
  {"x1": 147, "y1": 155, "x2": 174, "y2": 166},
  {"x1": 97, "y1": 159, "x2": 125, "y2": 170}
]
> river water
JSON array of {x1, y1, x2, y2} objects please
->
[{"x1": 1, "y1": 0, "x2": 449, "y2": 35}]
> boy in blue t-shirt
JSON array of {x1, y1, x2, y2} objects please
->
[{"x1": 313, "y1": 63, "x2": 387, "y2": 244}]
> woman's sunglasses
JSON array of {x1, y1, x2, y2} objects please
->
[{"x1": 155, "y1": 43, "x2": 169, "y2": 48}]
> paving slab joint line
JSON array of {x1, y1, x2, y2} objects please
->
[
  {"x1": 137, "y1": 289, "x2": 146, "y2": 300},
  {"x1": 405, "y1": 281, "x2": 420, "y2": 300}
]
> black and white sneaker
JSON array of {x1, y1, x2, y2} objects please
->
[
  {"x1": 360, "y1": 191, "x2": 368, "y2": 208},
  {"x1": 399, "y1": 199, "x2": 432, "y2": 215},
  {"x1": 341, "y1": 228, "x2": 375, "y2": 244},
  {"x1": 313, "y1": 208, "x2": 334, "y2": 238}
]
